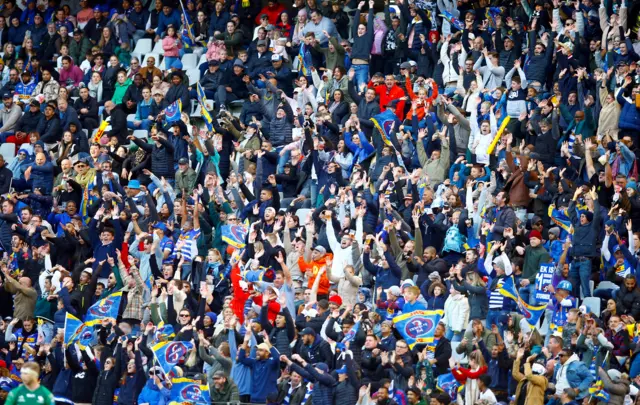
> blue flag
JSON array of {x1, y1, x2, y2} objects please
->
[
  {"x1": 164, "y1": 100, "x2": 182, "y2": 123},
  {"x1": 84, "y1": 292, "x2": 123, "y2": 326},
  {"x1": 498, "y1": 275, "x2": 519, "y2": 301},
  {"x1": 153, "y1": 322, "x2": 176, "y2": 343},
  {"x1": 178, "y1": 0, "x2": 196, "y2": 49},
  {"x1": 392, "y1": 310, "x2": 444, "y2": 348},
  {"x1": 63, "y1": 313, "x2": 84, "y2": 346},
  {"x1": 370, "y1": 110, "x2": 401, "y2": 148},
  {"x1": 196, "y1": 82, "x2": 213, "y2": 131},
  {"x1": 221, "y1": 224, "x2": 248, "y2": 248},
  {"x1": 436, "y1": 373, "x2": 461, "y2": 400},
  {"x1": 439, "y1": 10, "x2": 464, "y2": 30},
  {"x1": 169, "y1": 378, "x2": 211, "y2": 404},
  {"x1": 152, "y1": 341, "x2": 195, "y2": 374}
]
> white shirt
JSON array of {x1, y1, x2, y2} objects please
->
[{"x1": 479, "y1": 389, "x2": 497, "y2": 404}]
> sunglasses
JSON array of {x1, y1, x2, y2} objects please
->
[{"x1": 179, "y1": 314, "x2": 190, "y2": 318}]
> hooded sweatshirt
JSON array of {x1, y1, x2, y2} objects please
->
[
  {"x1": 112, "y1": 77, "x2": 132, "y2": 105},
  {"x1": 59, "y1": 60, "x2": 84, "y2": 87}
]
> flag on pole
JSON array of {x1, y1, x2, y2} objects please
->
[
  {"x1": 392, "y1": 310, "x2": 444, "y2": 348},
  {"x1": 436, "y1": 373, "x2": 462, "y2": 400},
  {"x1": 163, "y1": 100, "x2": 182, "y2": 123},
  {"x1": 177, "y1": 0, "x2": 196, "y2": 49},
  {"x1": 84, "y1": 292, "x2": 123, "y2": 326},
  {"x1": 152, "y1": 341, "x2": 194, "y2": 374},
  {"x1": 169, "y1": 377, "x2": 211, "y2": 404},
  {"x1": 196, "y1": 82, "x2": 213, "y2": 131},
  {"x1": 486, "y1": 116, "x2": 511, "y2": 155},
  {"x1": 221, "y1": 224, "x2": 248, "y2": 248},
  {"x1": 499, "y1": 276, "x2": 546, "y2": 327},
  {"x1": 93, "y1": 119, "x2": 109, "y2": 143},
  {"x1": 63, "y1": 313, "x2": 84, "y2": 346}
]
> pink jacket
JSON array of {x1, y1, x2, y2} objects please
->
[
  {"x1": 162, "y1": 36, "x2": 182, "y2": 57},
  {"x1": 59, "y1": 63, "x2": 84, "y2": 87},
  {"x1": 205, "y1": 40, "x2": 227, "y2": 62}
]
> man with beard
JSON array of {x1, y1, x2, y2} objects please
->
[{"x1": 211, "y1": 370, "x2": 239, "y2": 403}]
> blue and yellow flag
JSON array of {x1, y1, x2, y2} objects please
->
[
  {"x1": 221, "y1": 224, "x2": 248, "y2": 248},
  {"x1": 589, "y1": 380, "x2": 610, "y2": 401},
  {"x1": 153, "y1": 322, "x2": 176, "y2": 343},
  {"x1": 297, "y1": 45, "x2": 311, "y2": 77},
  {"x1": 499, "y1": 276, "x2": 546, "y2": 327},
  {"x1": 436, "y1": 372, "x2": 462, "y2": 400},
  {"x1": 439, "y1": 10, "x2": 464, "y2": 30},
  {"x1": 392, "y1": 310, "x2": 444, "y2": 348},
  {"x1": 196, "y1": 82, "x2": 213, "y2": 131},
  {"x1": 169, "y1": 378, "x2": 211, "y2": 405},
  {"x1": 164, "y1": 100, "x2": 182, "y2": 123},
  {"x1": 152, "y1": 341, "x2": 195, "y2": 374},
  {"x1": 498, "y1": 275, "x2": 519, "y2": 301},
  {"x1": 370, "y1": 110, "x2": 401, "y2": 148},
  {"x1": 85, "y1": 292, "x2": 122, "y2": 326},
  {"x1": 178, "y1": 0, "x2": 196, "y2": 49},
  {"x1": 549, "y1": 204, "x2": 573, "y2": 235},
  {"x1": 63, "y1": 313, "x2": 84, "y2": 346}
]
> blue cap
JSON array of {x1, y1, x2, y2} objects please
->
[
  {"x1": 271, "y1": 54, "x2": 282, "y2": 62},
  {"x1": 336, "y1": 365, "x2": 347, "y2": 374},
  {"x1": 605, "y1": 219, "x2": 616, "y2": 227},
  {"x1": 153, "y1": 222, "x2": 168, "y2": 232},
  {"x1": 314, "y1": 363, "x2": 329, "y2": 372},
  {"x1": 128, "y1": 179, "x2": 141, "y2": 189},
  {"x1": 205, "y1": 312, "x2": 217, "y2": 323}
]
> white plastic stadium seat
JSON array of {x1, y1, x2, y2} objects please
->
[
  {"x1": 199, "y1": 54, "x2": 208, "y2": 66},
  {"x1": 152, "y1": 40, "x2": 165, "y2": 55},
  {"x1": 582, "y1": 297, "x2": 601, "y2": 317},
  {"x1": 295, "y1": 208, "x2": 311, "y2": 225},
  {"x1": 132, "y1": 38, "x2": 152, "y2": 58},
  {"x1": 0, "y1": 143, "x2": 15, "y2": 164},
  {"x1": 133, "y1": 130, "x2": 148, "y2": 139},
  {"x1": 181, "y1": 54, "x2": 199, "y2": 70},
  {"x1": 186, "y1": 69, "x2": 201, "y2": 86},
  {"x1": 127, "y1": 114, "x2": 136, "y2": 122}
]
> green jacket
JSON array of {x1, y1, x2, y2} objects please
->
[
  {"x1": 175, "y1": 167, "x2": 197, "y2": 193},
  {"x1": 112, "y1": 78, "x2": 132, "y2": 105},
  {"x1": 69, "y1": 38, "x2": 91, "y2": 67}
]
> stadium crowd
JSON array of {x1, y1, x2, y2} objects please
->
[{"x1": 0, "y1": 0, "x2": 639, "y2": 403}]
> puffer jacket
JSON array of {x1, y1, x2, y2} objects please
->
[
  {"x1": 28, "y1": 161, "x2": 54, "y2": 194},
  {"x1": 32, "y1": 78, "x2": 60, "y2": 102},
  {"x1": 598, "y1": 367, "x2": 630, "y2": 405},
  {"x1": 267, "y1": 103, "x2": 294, "y2": 147},
  {"x1": 289, "y1": 363, "x2": 336, "y2": 405},
  {"x1": 132, "y1": 136, "x2": 175, "y2": 179},
  {"x1": 442, "y1": 293, "x2": 470, "y2": 334}
]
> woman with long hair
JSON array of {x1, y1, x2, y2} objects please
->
[
  {"x1": 328, "y1": 89, "x2": 349, "y2": 124},
  {"x1": 276, "y1": 11, "x2": 293, "y2": 40},
  {"x1": 88, "y1": 71, "x2": 104, "y2": 103},
  {"x1": 98, "y1": 26, "x2": 117, "y2": 57},
  {"x1": 2, "y1": 43, "x2": 17, "y2": 68},
  {"x1": 452, "y1": 349, "x2": 488, "y2": 404},
  {"x1": 19, "y1": 38, "x2": 37, "y2": 66}
]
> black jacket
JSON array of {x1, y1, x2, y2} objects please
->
[
  {"x1": 432, "y1": 337, "x2": 452, "y2": 376},
  {"x1": 37, "y1": 115, "x2": 62, "y2": 144},
  {"x1": 298, "y1": 334, "x2": 335, "y2": 370},
  {"x1": 74, "y1": 96, "x2": 100, "y2": 122},
  {"x1": 105, "y1": 105, "x2": 128, "y2": 145},
  {"x1": 132, "y1": 136, "x2": 175, "y2": 179},
  {"x1": 0, "y1": 165, "x2": 12, "y2": 195},
  {"x1": 15, "y1": 109, "x2": 43, "y2": 134}
]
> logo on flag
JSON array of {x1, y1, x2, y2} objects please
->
[
  {"x1": 393, "y1": 310, "x2": 443, "y2": 348},
  {"x1": 221, "y1": 224, "x2": 248, "y2": 248},
  {"x1": 152, "y1": 341, "x2": 194, "y2": 374},
  {"x1": 169, "y1": 378, "x2": 210, "y2": 405},
  {"x1": 436, "y1": 373, "x2": 461, "y2": 400},
  {"x1": 85, "y1": 292, "x2": 122, "y2": 326},
  {"x1": 164, "y1": 100, "x2": 182, "y2": 123}
]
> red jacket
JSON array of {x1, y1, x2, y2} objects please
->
[
  {"x1": 230, "y1": 265, "x2": 251, "y2": 323},
  {"x1": 369, "y1": 82, "x2": 407, "y2": 120},
  {"x1": 255, "y1": 3, "x2": 285, "y2": 25}
]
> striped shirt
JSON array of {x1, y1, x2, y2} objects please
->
[
  {"x1": 489, "y1": 278, "x2": 506, "y2": 309},
  {"x1": 177, "y1": 228, "x2": 200, "y2": 262}
]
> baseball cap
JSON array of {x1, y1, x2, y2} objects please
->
[
  {"x1": 300, "y1": 327, "x2": 316, "y2": 336},
  {"x1": 30, "y1": 100, "x2": 40, "y2": 108},
  {"x1": 257, "y1": 40, "x2": 267, "y2": 46},
  {"x1": 208, "y1": 59, "x2": 220, "y2": 66},
  {"x1": 271, "y1": 54, "x2": 282, "y2": 62},
  {"x1": 313, "y1": 245, "x2": 326, "y2": 255},
  {"x1": 386, "y1": 286, "x2": 401, "y2": 296},
  {"x1": 178, "y1": 157, "x2": 188, "y2": 165},
  {"x1": 1, "y1": 92, "x2": 11, "y2": 99}
]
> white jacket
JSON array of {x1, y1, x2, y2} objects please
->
[
  {"x1": 442, "y1": 294, "x2": 470, "y2": 332},
  {"x1": 325, "y1": 217, "x2": 363, "y2": 278}
]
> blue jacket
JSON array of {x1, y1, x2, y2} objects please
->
[
  {"x1": 138, "y1": 379, "x2": 171, "y2": 405},
  {"x1": 552, "y1": 355, "x2": 594, "y2": 399},
  {"x1": 28, "y1": 161, "x2": 54, "y2": 194},
  {"x1": 617, "y1": 89, "x2": 640, "y2": 132},
  {"x1": 363, "y1": 251, "x2": 402, "y2": 289},
  {"x1": 344, "y1": 131, "x2": 375, "y2": 174},
  {"x1": 237, "y1": 346, "x2": 280, "y2": 403},
  {"x1": 156, "y1": 9, "x2": 181, "y2": 35}
]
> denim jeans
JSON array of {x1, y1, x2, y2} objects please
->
[
  {"x1": 486, "y1": 309, "x2": 510, "y2": 336},
  {"x1": 569, "y1": 259, "x2": 592, "y2": 298},
  {"x1": 127, "y1": 119, "x2": 152, "y2": 131},
  {"x1": 352, "y1": 64, "x2": 369, "y2": 93},
  {"x1": 276, "y1": 146, "x2": 290, "y2": 174},
  {"x1": 444, "y1": 326, "x2": 464, "y2": 342},
  {"x1": 0, "y1": 131, "x2": 14, "y2": 142},
  {"x1": 164, "y1": 56, "x2": 183, "y2": 70},
  {"x1": 519, "y1": 283, "x2": 538, "y2": 306}
]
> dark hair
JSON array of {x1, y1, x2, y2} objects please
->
[
  {"x1": 61, "y1": 56, "x2": 72, "y2": 64},
  {"x1": 478, "y1": 374, "x2": 492, "y2": 387}
]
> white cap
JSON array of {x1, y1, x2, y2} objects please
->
[{"x1": 82, "y1": 268, "x2": 93, "y2": 275}]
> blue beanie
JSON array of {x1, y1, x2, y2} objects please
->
[
  {"x1": 627, "y1": 181, "x2": 637, "y2": 191},
  {"x1": 205, "y1": 312, "x2": 217, "y2": 324}
]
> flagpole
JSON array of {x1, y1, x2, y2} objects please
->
[{"x1": 588, "y1": 351, "x2": 610, "y2": 403}]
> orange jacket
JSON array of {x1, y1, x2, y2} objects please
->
[
  {"x1": 404, "y1": 77, "x2": 438, "y2": 121},
  {"x1": 298, "y1": 253, "x2": 333, "y2": 296},
  {"x1": 368, "y1": 82, "x2": 407, "y2": 121}
]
